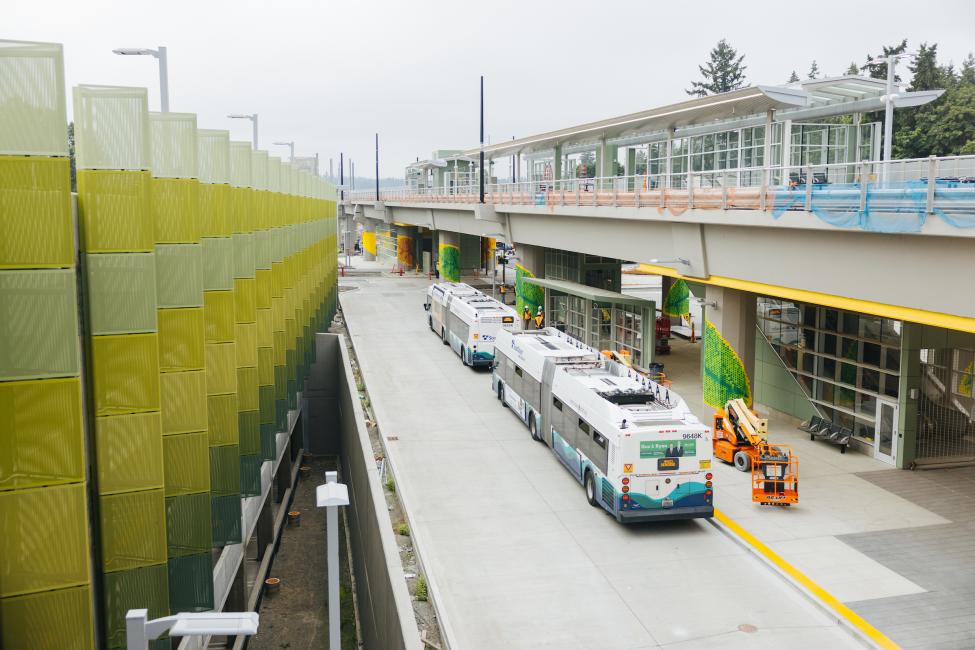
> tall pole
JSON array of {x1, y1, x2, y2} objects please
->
[
  {"x1": 325, "y1": 471, "x2": 341, "y2": 650},
  {"x1": 479, "y1": 75, "x2": 485, "y2": 204},
  {"x1": 157, "y1": 46, "x2": 169, "y2": 112},
  {"x1": 351, "y1": 161, "x2": 355, "y2": 191},
  {"x1": 339, "y1": 153, "x2": 344, "y2": 201},
  {"x1": 375, "y1": 133, "x2": 380, "y2": 201},
  {"x1": 882, "y1": 56, "x2": 895, "y2": 183},
  {"x1": 252, "y1": 115, "x2": 259, "y2": 150}
]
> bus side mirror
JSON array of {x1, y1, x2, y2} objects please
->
[{"x1": 423, "y1": 303, "x2": 430, "y2": 311}]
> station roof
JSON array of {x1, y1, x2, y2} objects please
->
[
  {"x1": 525, "y1": 277, "x2": 655, "y2": 308},
  {"x1": 456, "y1": 76, "x2": 942, "y2": 159}
]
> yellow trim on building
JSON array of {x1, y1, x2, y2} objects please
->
[{"x1": 633, "y1": 263, "x2": 975, "y2": 334}]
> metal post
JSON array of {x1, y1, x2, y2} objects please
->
[
  {"x1": 859, "y1": 162, "x2": 868, "y2": 213},
  {"x1": 252, "y1": 114, "x2": 259, "y2": 150},
  {"x1": 804, "y1": 163, "x2": 813, "y2": 211},
  {"x1": 339, "y1": 153, "x2": 344, "y2": 202},
  {"x1": 375, "y1": 133, "x2": 380, "y2": 202},
  {"x1": 882, "y1": 56, "x2": 895, "y2": 184},
  {"x1": 479, "y1": 75, "x2": 485, "y2": 204},
  {"x1": 156, "y1": 46, "x2": 169, "y2": 112},
  {"x1": 125, "y1": 609, "x2": 149, "y2": 650},
  {"x1": 325, "y1": 471, "x2": 340, "y2": 650},
  {"x1": 926, "y1": 155, "x2": 937, "y2": 214}
]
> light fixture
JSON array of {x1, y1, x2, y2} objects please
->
[
  {"x1": 126, "y1": 610, "x2": 259, "y2": 650},
  {"x1": 649, "y1": 257, "x2": 691, "y2": 266}
]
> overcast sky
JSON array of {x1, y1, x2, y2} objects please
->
[{"x1": 8, "y1": 0, "x2": 974, "y2": 179}]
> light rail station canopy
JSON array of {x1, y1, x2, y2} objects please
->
[
  {"x1": 524, "y1": 277, "x2": 655, "y2": 309},
  {"x1": 464, "y1": 76, "x2": 943, "y2": 159}
]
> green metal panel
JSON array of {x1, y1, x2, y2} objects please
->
[
  {"x1": 103, "y1": 563, "x2": 169, "y2": 650},
  {"x1": 95, "y1": 412, "x2": 164, "y2": 495},
  {"x1": 0, "y1": 269, "x2": 80, "y2": 380},
  {"x1": 209, "y1": 444, "x2": 241, "y2": 497},
  {"x1": 163, "y1": 431, "x2": 210, "y2": 496},
  {"x1": 238, "y1": 409, "x2": 261, "y2": 456},
  {"x1": 167, "y1": 552, "x2": 214, "y2": 613},
  {"x1": 207, "y1": 393, "x2": 239, "y2": 446},
  {"x1": 165, "y1": 493, "x2": 212, "y2": 557},
  {"x1": 155, "y1": 244, "x2": 203, "y2": 308},
  {"x1": 260, "y1": 422, "x2": 277, "y2": 461},
  {"x1": 210, "y1": 494, "x2": 242, "y2": 546},
  {"x1": 240, "y1": 453, "x2": 262, "y2": 497}
]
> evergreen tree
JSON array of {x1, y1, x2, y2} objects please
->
[
  {"x1": 961, "y1": 53, "x2": 975, "y2": 85},
  {"x1": 686, "y1": 39, "x2": 747, "y2": 97},
  {"x1": 846, "y1": 61, "x2": 861, "y2": 75},
  {"x1": 864, "y1": 39, "x2": 908, "y2": 81},
  {"x1": 788, "y1": 70, "x2": 800, "y2": 83},
  {"x1": 909, "y1": 43, "x2": 944, "y2": 91},
  {"x1": 808, "y1": 60, "x2": 820, "y2": 79}
]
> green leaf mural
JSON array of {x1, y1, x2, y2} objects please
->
[
  {"x1": 663, "y1": 278, "x2": 690, "y2": 317},
  {"x1": 515, "y1": 263, "x2": 544, "y2": 317},
  {"x1": 438, "y1": 243, "x2": 460, "y2": 282},
  {"x1": 703, "y1": 320, "x2": 751, "y2": 408}
]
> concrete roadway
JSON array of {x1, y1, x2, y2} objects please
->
[{"x1": 340, "y1": 271, "x2": 859, "y2": 650}]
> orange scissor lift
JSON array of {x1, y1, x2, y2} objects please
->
[{"x1": 713, "y1": 399, "x2": 798, "y2": 506}]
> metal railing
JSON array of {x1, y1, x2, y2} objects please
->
[{"x1": 349, "y1": 154, "x2": 975, "y2": 219}]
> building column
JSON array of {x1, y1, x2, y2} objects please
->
[
  {"x1": 625, "y1": 147, "x2": 637, "y2": 191},
  {"x1": 553, "y1": 145, "x2": 563, "y2": 183},
  {"x1": 702, "y1": 286, "x2": 756, "y2": 409},
  {"x1": 896, "y1": 323, "x2": 923, "y2": 468},
  {"x1": 597, "y1": 139, "x2": 618, "y2": 184},
  {"x1": 437, "y1": 230, "x2": 460, "y2": 282},
  {"x1": 360, "y1": 218, "x2": 377, "y2": 261},
  {"x1": 514, "y1": 243, "x2": 544, "y2": 320}
]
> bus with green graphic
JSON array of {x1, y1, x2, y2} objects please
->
[{"x1": 493, "y1": 328, "x2": 714, "y2": 523}]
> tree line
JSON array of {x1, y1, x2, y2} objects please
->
[{"x1": 688, "y1": 38, "x2": 975, "y2": 158}]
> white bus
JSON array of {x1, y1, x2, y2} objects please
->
[
  {"x1": 424, "y1": 282, "x2": 519, "y2": 367},
  {"x1": 492, "y1": 328, "x2": 714, "y2": 523}
]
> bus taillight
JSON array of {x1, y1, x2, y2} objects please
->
[
  {"x1": 705, "y1": 473, "x2": 713, "y2": 481},
  {"x1": 622, "y1": 486, "x2": 629, "y2": 493},
  {"x1": 705, "y1": 481, "x2": 712, "y2": 488},
  {"x1": 622, "y1": 494, "x2": 630, "y2": 501},
  {"x1": 621, "y1": 477, "x2": 629, "y2": 485}
]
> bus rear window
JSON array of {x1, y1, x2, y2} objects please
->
[
  {"x1": 515, "y1": 366, "x2": 523, "y2": 377},
  {"x1": 553, "y1": 397, "x2": 562, "y2": 410},
  {"x1": 578, "y1": 420, "x2": 590, "y2": 435},
  {"x1": 593, "y1": 432, "x2": 606, "y2": 448}
]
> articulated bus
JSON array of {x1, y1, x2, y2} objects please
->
[
  {"x1": 425, "y1": 282, "x2": 519, "y2": 367},
  {"x1": 492, "y1": 328, "x2": 714, "y2": 523}
]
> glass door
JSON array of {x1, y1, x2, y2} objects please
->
[{"x1": 875, "y1": 399, "x2": 898, "y2": 465}]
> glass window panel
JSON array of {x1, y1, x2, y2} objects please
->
[
  {"x1": 857, "y1": 391, "x2": 878, "y2": 416},
  {"x1": 883, "y1": 374, "x2": 899, "y2": 398},
  {"x1": 861, "y1": 369, "x2": 880, "y2": 392},
  {"x1": 862, "y1": 342, "x2": 881, "y2": 366},
  {"x1": 861, "y1": 316, "x2": 882, "y2": 341},
  {"x1": 821, "y1": 333, "x2": 837, "y2": 356},
  {"x1": 842, "y1": 313, "x2": 859, "y2": 335},
  {"x1": 884, "y1": 347, "x2": 901, "y2": 372}
]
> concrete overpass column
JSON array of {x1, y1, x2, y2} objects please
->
[
  {"x1": 396, "y1": 225, "x2": 418, "y2": 272},
  {"x1": 514, "y1": 243, "x2": 544, "y2": 320},
  {"x1": 702, "y1": 285, "x2": 756, "y2": 409},
  {"x1": 438, "y1": 230, "x2": 460, "y2": 282},
  {"x1": 360, "y1": 218, "x2": 377, "y2": 261}
]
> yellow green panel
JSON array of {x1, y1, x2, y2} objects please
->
[
  {"x1": 256, "y1": 308, "x2": 273, "y2": 348},
  {"x1": 0, "y1": 483, "x2": 90, "y2": 597},
  {"x1": 158, "y1": 308, "x2": 204, "y2": 372},
  {"x1": 160, "y1": 370, "x2": 207, "y2": 435},
  {"x1": 235, "y1": 322, "x2": 257, "y2": 367},
  {"x1": 86, "y1": 252, "x2": 158, "y2": 335},
  {"x1": 237, "y1": 366, "x2": 259, "y2": 411},
  {"x1": 207, "y1": 393, "x2": 238, "y2": 446},
  {"x1": 152, "y1": 177, "x2": 200, "y2": 243},
  {"x1": 239, "y1": 410, "x2": 260, "y2": 456},
  {"x1": 232, "y1": 233, "x2": 255, "y2": 279},
  {"x1": 233, "y1": 277, "x2": 256, "y2": 323},
  {"x1": 76, "y1": 170, "x2": 153, "y2": 253},
  {"x1": 99, "y1": 488, "x2": 167, "y2": 572},
  {"x1": 0, "y1": 585, "x2": 94, "y2": 650},
  {"x1": 0, "y1": 269, "x2": 80, "y2": 381},
  {"x1": 271, "y1": 262, "x2": 284, "y2": 297},
  {"x1": 203, "y1": 290, "x2": 235, "y2": 343},
  {"x1": 0, "y1": 156, "x2": 74, "y2": 268},
  {"x1": 91, "y1": 333, "x2": 160, "y2": 416},
  {"x1": 255, "y1": 268, "x2": 272, "y2": 308},
  {"x1": 166, "y1": 493, "x2": 212, "y2": 558},
  {"x1": 199, "y1": 183, "x2": 231, "y2": 237},
  {"x1": 154, "y1": 244, "x2": 203, "y2": 308},
  {"x1": 163, "y1": 432, "x2": 210, "y2": 496},
  {"x1": 202, "y1": 237, "x2": 234, "y2": 291},
  {"x1": 205, "y1": 343, "x2": 236, "y2": 395},
  {"x1": 271, "y1": 296, "x2": 286, "y2": 333},
  {"x1": 257, "y1": 347, "x2": 274, "y2": 385},
  {"x1": 0, "y1": 377, "x2": 85, "y2": 490},
  {"x1": 95, "y1": 412, "x2": 164, "y2": 494},
  {"x1": 273, "y1": 331, "x2": 286, "y2": 366},
  {"x1": 254, "y1": 230, "x2": 271, "y2": 270}
]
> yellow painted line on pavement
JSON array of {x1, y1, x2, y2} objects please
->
[{"x1": 713, "y1": 508, "x2": 900, "y2": 650}]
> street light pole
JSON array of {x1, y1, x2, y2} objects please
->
[
  {"x1": 227, "y1": 114, "x2": 258, "y2": 149},
  {"x1": 273, "y1": 141, "x2": 295, "y2": 162},
  {"x1": 112, "y1": 46, "x2": 169, "y2": 112},
  {"x1": 375, "y1": 133, "x2": 380, "y2": 202},
  {"x1": 479, "y1": 75, "x2": 485, "y2": 204},
  {"x1": 316, "y1": 472, "x2": 350, "y2": 650},
  {"x1": 883, "y1": 56, "x2": 895, "y2": 183}
]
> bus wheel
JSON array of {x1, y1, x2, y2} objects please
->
[
  {"x1": 461, "y1": 346, "x2": 468, "y2": 366},
  {"x1": 529, "y1": 415, "x2": 540, "y2": 441},
  {"x1": 428, "y1": 315, "x2": 433, "y2": 332},
  {"x1": 733, "y1": 451, "x2": 751, "y2": 472},
  {"x1": 497, "y1": 384, "x2": 504, "y2": 404},
  {"x1": 584, "y1": 471, "x2": 599, "y2": 507},
  {"x1": 441, "y1": 328, "x2": 448, "y2": 345}
]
